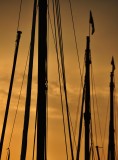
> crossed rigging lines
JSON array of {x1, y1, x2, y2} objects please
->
[{"x1": 50, "y1": 0, "x2": 104, "y2": 159}]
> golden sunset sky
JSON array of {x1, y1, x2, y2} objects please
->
[{"x1": 0, "y1": 0, "x2": 118, "y2": 159}]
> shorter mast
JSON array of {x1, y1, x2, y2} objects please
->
[
  {"x1": 0, "y1": 31, "x2": 22, "y2": 159},
  {"x1": 76, "y1": 11, "x2": 95, "y2": 160},
  {"x1": 107, "y1": 57, "x2": 115, "y2": 160},
  {"x1": 84, "y1": 36, "x2": 91, "y2": 160}
]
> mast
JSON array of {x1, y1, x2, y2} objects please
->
[
  {"x1": 37, "y1": 0, "x2": 47, "y2": 159},
  {"x1": 0, "y1": 31, "x2": 22, "y2": 159},
  {"x1": 84, "y1": 36, "x2": 91, "y2": 160},
  {"x1": 20, "y1": 0, "x2": 37, "y2": 159},
  {"x1": 107, "y1": 57, "x2": 115, "y2": 160}
]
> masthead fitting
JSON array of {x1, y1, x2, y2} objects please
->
[{"x1": 111, "y1": 56, "x2": 115, "y2": 72}]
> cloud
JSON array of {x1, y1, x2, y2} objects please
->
[
  {"x1": 48, "y1": 107, "x2": 62, "y2": 120},
  {"x1": 48, "y1": 80, "x2": 79, "y2": 97},
  {"x1": 48, "y1": 81, "x2": 60, "y2": 97},
  {"x1": 0, "y1": 71, "x2": 38, "y2": 116},
  {"x1": 0, "y1": 89, "x2": 8, "y2": 96}
]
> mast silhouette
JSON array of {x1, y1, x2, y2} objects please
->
[
  {"x1": 37, "y1": 0, "x2": 47, "y2": 159},
  {"x1": 0, "y1": 31, "x2": 22, "y2": 159},
  {"x1": 107, "y1": 57, "x2": 115, "y2": 160},
  {"x1": 84, "y1": 36, "x2": 91, "y2": 160},
  {"x1": 20, "y1": 0, "x2": 37, "y2": 159},
  {"x1": 76, "y1": 36, "x2": 91, "y2": 160}
]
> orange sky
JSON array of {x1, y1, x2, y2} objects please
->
[{"x1": 0, "y1": 0, "x2": 118, "y2": 159}]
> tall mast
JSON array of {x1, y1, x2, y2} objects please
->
[
  {"x1": 20, "y1": 0, "x2": 37, "y2": 159},
  {"x1": 107, "y1": 57, "x2": 115, "y2": 160},
  {"x1": 0, "y1": 31, "x2": 22, "y2": 159},
  {"x1": 37, "y1": 0, "x2": 47, "y2": 159},
  {"x1": 84, "y1": 36, "x2": 91, "y2": 160}
]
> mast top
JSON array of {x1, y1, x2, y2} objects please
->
[{"x1": 111, "y1": 56, "x2": 115, "y2": 73}]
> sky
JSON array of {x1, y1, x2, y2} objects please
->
[{"x1": 0, "y1": 0, "x2": 118, "y2": 159}]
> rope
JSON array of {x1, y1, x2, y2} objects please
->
[
  {"x1": 32, "y1": 106, "x2": 37, "y2": 160},
  {"x1": 17, "y1": 0, "x2": 23, "y2": 31},
  {"x1": 3, "y1": 0, "x2": 24, "y2": 156},
  {"x1": 8, "y1": 48, "x2": 30, "y2": 148},
  {"x1": 73, "y1": 61, "x2": 85, "y2": 160},
  {"x1": 54, "y1": 0, "x2": 82, "y2": 157},
  {"x1": 67, "y1": 1, "x2": 86, "y2": 154},
  {"x1": 74, "y1": 61, "x2": 85, "y2": 137},
  {"x1": 54, "y1": 0, "x2": 74, "y2": 159},
  {"x1": 91, "y1": 66, "x2": 98, "y2": 145},
  {"x1": 90, "y1": 122, "x2": 95, "y2": 160},
  {"x1": 67, "y1": 1, "x2": 86, "y2": 153},
  {"x1": 91, "y1": 64, "x2": 106, "y2": 159},
  {"x1": 101, "y1": 98, "x2": 109, "y2": 159},
  {"x1": 68, "y1": 0, "x2": 83, "y2": 87},
  {"x1": 51, "y1": 1, "x2": 68, "y2": 159},
  {"x1": 69, "y1": 113, "x2": 77, "y2": 148}
]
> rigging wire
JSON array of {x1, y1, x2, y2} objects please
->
[
  {"x1": 101, "y1": 97, "x2": 109, "y2": 159},
  {"x1": 32, "y1": 104, "x2": 37, "y2": 160},
  {"x1": 91, "y1": 70, "x2": 103, "y2": 160},
  {"x1": 7, "y1": 0, "x2": 24, "y2": 149},
  {"x1": 69, "y1": 113, "x2": 77, "y2": 148},
  {"x1": 68, "y1": 0, "x2": 83, "y2": 87},
  {"x1": 55, "y1": 0, "x2": 78, "y2": 155},
  {"x1": 74, "y1": 61, "x2": 85, "y2": 160},
  {"x1": 54, "y1": 0, "x2": 74, "y2": 159},
  {"x1": 91, "y1": 65, "x2": 98, "y2": 146},
  {"x1": 67, "y1": 3, "x2": 85, "y2": 148},
  {"x1": 8, "y1": 48, "x2": 30, "y2": 148},
  {"x1": 50, "y1": 1, "x2": 68, "y2": 159},
  {"x1": 74, "y1": 62, "x2": 85, "y2": 137},
  {"x1": 91, "y1": 64, "x2": 106, "y2": 159},
  {"x1": 67, "y1": 0, "x2": 89, "y2": 156},
  {"x1": 90, "y1": 122, "x2": 96, "y2": 160}
]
